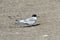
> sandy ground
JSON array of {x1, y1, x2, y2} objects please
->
[{"x1": 0, "y1": 0, "x2": 60, "y2": 40}]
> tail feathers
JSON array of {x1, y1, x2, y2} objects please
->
[{"x1": 16, "y1": 20, "x2": 26, "y2": 24}]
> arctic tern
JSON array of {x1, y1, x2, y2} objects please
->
[{"x1": 16, "y1": 14, "x2": 38, "y2": 25}]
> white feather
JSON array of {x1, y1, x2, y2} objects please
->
[{"x1": 16, "y1": 17, "x2": 37, "y2": 25}]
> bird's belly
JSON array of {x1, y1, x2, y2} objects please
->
[{"x1": 27, "y1": 21, "x2": 35, "y2": 25}]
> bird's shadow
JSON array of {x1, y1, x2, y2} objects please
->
[
  {"x1": 23, "y1": 23, "x2": 40, "y2": 27},
  {"x1": 9, "y1": 23, "x2": 40, "y2": 28}
]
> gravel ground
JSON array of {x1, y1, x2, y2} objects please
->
[{"x1": 0, "y1": 0, "x2": 60, "y2": 40}]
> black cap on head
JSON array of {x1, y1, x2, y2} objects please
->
[{"x1": 32, "y1": 14, "x2": 37, "y2": 17}]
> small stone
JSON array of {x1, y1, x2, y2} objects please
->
[{"x1": 43, "y1": 35, "x2": 48, "y2": 37}]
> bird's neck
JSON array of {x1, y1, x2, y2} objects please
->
[{"x1": 32, "y1": 17, "x2": 37, "y2": 20}]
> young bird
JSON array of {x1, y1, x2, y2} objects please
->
[{"x1": 16, "y1": 14, "x2": 37, "y2": 25}]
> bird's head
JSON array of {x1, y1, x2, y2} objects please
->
[{"x1": 32, "y1": 14, "x2": 37, "y2": 17}]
